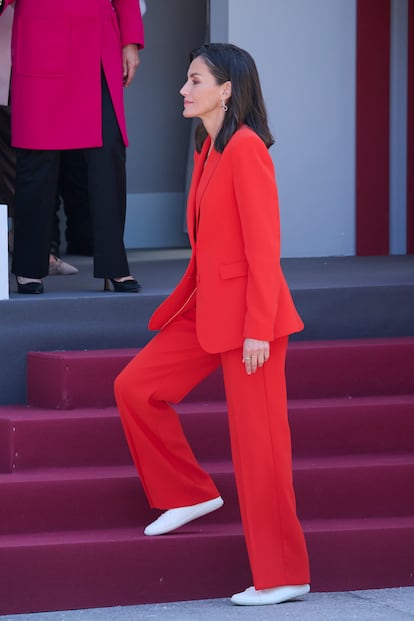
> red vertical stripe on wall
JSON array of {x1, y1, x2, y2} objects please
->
[
  {"x1": 356, "y1": 0, "x2": 391, "y2": 255},
  {"x1": 407, "y1": 0, "x2": 414, "y2": 253}
]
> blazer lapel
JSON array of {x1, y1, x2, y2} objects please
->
[
  {"x1": 196, "y1": 144, "x2": 221, "y2": 211},
  {"x1": 186, "y1": 137, "x2": 211, "y2": 246}
]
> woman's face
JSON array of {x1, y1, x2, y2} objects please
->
[{"x1": 180, "y1": 56, "x2": 228, "y2": 122}]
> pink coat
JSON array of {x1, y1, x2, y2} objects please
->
[{"x1": 1, "y1": 0, "x2": 144, "y2": 149}]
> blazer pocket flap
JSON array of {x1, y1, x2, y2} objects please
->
[{"x1": 219, "y1": 260, "x2": 248, "y2": 280}]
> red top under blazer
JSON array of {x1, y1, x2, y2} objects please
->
[{"x1": 149, "y1": 125, "x2": 304, "y2": 353}]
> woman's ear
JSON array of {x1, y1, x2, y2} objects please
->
[{"x1": 222, "y1": 81, "x2": 232, "y2": 102}]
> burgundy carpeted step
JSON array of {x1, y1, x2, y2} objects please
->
[
  {"x1": 0, "y1": 464, "x2": 240, "y2": 535},
  {"x1": 1, "y1": 455, "x2": 413, "y2": 534},
  {"x1": 287, "y1": 337, "x2": 414, "y2": 399},
  {"x1": 1, "y1": 395, "x2": 413, "y2": 472},
  {"x1": 288, "y1": 394, "x2": 414, "y2": 458},
  {"x1": 26, "y1": 337, "x2": 414, "y2": 409},
  {"x1": 2, "y1": 336, "x2": 412, "y2": 614},
  {"x1": 0, "y1": 418, "x2": 12, "y2": 472},
  {"x1": 26, "y1": 348, "x2": 226, "y2": 409},
  {"x1": 294, "y1": 454, "x2": 414, "y2": 520},
  {"x1": 0, "y1": 517, "x2": 413, "y2": 615},
  {"x1": 0, "y1": 525, "x2": 251, "y2": 615},
  {"x1": 0, "y1": 404, "x2": 231, "y2": 472},
  {"x1": 0, "y1": 406, "x2": 133, "y2": 473},
  {"x1": 27, "y1": 349, "x2": 141, "y2": 410},
  {"x1": 303, "y1": 516, "x2": 414, "y2": 592}
]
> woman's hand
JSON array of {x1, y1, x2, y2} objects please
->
[
  {"x1": 242, "y1": 338, "x2": 270, "y2": 375},
  {"x1": 122, "y1": 44, "x2": 140, "y2": 87}
]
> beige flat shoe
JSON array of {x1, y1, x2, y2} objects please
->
[{"x1": 48, "y1": 255, "x2": 79, "y2": 276}]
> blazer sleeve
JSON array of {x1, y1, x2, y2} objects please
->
[
  {"x1": 229, "y1": 131, "x2": 282, "y2": 341},
  {"x1": 112, "y1": 0, "x2": 145, "y2": 49}
]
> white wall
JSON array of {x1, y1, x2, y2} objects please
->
[
  {"x1": 0, "y1": 204, "x2": 9, "y2": 300},
  {"x1": 211, "y1": 0, "x2": 357, "y2": 257}
]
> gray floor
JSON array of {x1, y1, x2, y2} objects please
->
[{"x1": 0, "y1": 588, "x2": 413, "y2": 621}]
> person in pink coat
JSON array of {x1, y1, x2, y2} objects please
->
[{"x1": 0, "y1": 0, "x2": 144, "y2": 294}]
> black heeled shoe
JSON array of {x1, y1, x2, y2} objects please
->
[
  {"x1": 16, "y1": 276, "x2": 44, "y2": 295},
  {"x1": 103, "y1": 277, "x2": 142, "y2": 293}
]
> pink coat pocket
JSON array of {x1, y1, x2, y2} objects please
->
[{"x1": 15, "y1": 17, "x2": 70, "y2": 77}]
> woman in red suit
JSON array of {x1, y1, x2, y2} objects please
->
[{"x1": 115, "y1": 43, "x2": 310, "y2": 606}]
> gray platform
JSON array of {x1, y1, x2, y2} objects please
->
[
  {"x1": 1, "y1": 250, "x2": 414, "y2": 405},
  {"x1": 0, "y1": 588, "x2": 413, "y2": 621}
]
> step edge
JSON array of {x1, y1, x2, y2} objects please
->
[
  {"x1": 2, "y1": 453, "x2": 414, "y2": 483},
  {"x1": 1, "y1": 515, "x2": 414, "y2": 547},
  {"x1": 2, "y1": 393, "x2": 414, "y2": 420}
]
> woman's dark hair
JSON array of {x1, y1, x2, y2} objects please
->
[{"x1": 189, "y1": 43, "x2": 274, "y2": 153}]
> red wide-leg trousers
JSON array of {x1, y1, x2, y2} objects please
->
[{"x1": 114, "y1": 308, "x2": 310, "y2": 589}]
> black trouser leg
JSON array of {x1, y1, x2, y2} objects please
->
[
  {"x1": 59, "y1": 150, "x2": 93, "y2": 256},
  {"x1": 12, "y1": 150, "x2": 60, "y2": 278},
  {"x1": 50, "y1": 195, "x2": 62, "y2": 257},
  {"x1": 83, "y1": 74, "x2": 130, "y2": 279}
]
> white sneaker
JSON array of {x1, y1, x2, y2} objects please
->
[
  {"x1": 231, "y1": 584, "x2": 310, "y2": 606},
  {"x1": 144, "y1": 496, "x2": 224, "y2": 536}
]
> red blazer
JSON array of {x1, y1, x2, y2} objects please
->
[{"x1": 149, "y1": 125, "x2": 304, "y2": 353}]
